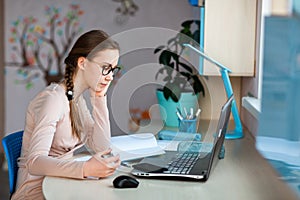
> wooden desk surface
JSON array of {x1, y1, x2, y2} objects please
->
[{"x1": 42, "y1": 127, "x2": 299, "y2": 200}]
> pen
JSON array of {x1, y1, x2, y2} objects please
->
[
  {"x1": 195, "y1": 108, "x2": 201, "y2": 117},
  {"x1": 176, "y1": 107, "x2": 183, "y2": 117},
  {"x1": 176, "y1": 111, "x2": 184, "y2": 121},
  {"x1": 183, "y1": 107, "x2": 188, "y2": 118}
]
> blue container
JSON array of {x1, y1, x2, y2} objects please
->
[
  {"x1": 156, "y1": 90, "x2": 199, "y2": 127},
  {"x1": 158, "y1": 130, "x2": 201, "y2": 141},
  {"x1": 178, "y1": 119, "x2": 197, "y2": 133}
]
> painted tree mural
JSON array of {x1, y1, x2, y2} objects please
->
[{"x1": 6, "y1": 4, "x2": 84, "y2": 89}]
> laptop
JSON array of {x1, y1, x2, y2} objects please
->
[{"x1": 131, "y1": 95, "x2": 234, "y2": 181}]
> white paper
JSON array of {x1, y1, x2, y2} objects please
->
[
  {"x1": 111, "y1": 133, "x2": 165, "y2": 161},
  {"x1": 157, "y1": 140, "x2": 180, "y2": 151},
  {"x1": 74, "y1": 133, "x2": 166, "y2": 162}
]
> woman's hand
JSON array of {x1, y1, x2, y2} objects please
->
[{"x1": 83, "y1": 148, "x2": 120, "y2": 178}]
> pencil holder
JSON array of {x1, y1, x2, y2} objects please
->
[{"x1": 178, "y1": 118, "x2": 197, "y2": 133}]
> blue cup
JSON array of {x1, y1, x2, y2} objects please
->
[{"x1": 178, "y1": 118, "x2": 197, "y2": 133}]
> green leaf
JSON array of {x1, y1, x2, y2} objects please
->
[
  {"x1": 154, "y1": 45, "x2": 165, "y2": 54},
  {"x1": 168, "y1": 62, "x2": 174, "y2": 69},
  {"x1": 162, "y1": 86, "x2": 172, "y2": 100},
  {"x1": 174, "y1": 74, "x2": 186, "y2": 83},
  {"x1": 159, "y1": 50, "x2": 172, "y2": 65},
  {"x1": 157, "y1": 68, "x2": 165, "y2": 74},
  {"x1": 178, "y1": 62, "x2": 193, "y2": 73},
  {"x1": 163, "y1": 84, "x2": 181, "y2": 102},
  {"x1": 171, "y1": 85, "x2": 181, "y2": 102},
  {"x1": 180, "y1": 29, "x2": 192, "y2": 37},
  {"x1": 181, "y1": 20, "x2": 193, "y2": 28},
  {"x1": 179, "y1": 72, "x2": 191, "y2": 80},
  {"x1": 167, "y1": 38, "x2": 176, "y2": 46},
  {"x1": 163, "y1": 76, "x2": 171, "y2": 82},
  {"x1": 193, "y1": 30, "x2": 200, "y2": 44},
  {"x1": 154, "y1": 19, "x2": 205, "y2": 100},
  {"x1": 195, "y1": 20, "x2": 200, "y2": 28},
  {"x1": 170, "y1": 51, "x2": 179, "y2": 63},
  {"x1": 191, "y1": 75, "x2": 205, "y2": 96},
  {"x1": 178, "y1": 33, "x2": 192, "y2": 45},
  {"x1": 155, "y1": 68, "x2": 165, "y2": 80},
  {"x1": 171, "y1": 92, "x2": 180, "y2": 102},
  {"x1": 26, "y1": 82, "x2": 33, "y2": 90}
]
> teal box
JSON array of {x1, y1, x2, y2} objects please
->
[{"x1": 158, "y1": 130, "x2": 201, "y2": 141}]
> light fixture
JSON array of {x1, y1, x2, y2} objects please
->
[{"x1": 183, "y1": 43, "x2": 243, "y2": 140}]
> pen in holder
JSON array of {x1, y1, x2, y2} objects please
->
[{"x1": 177, "y1": 107, "x2": 201, "y2": 133}]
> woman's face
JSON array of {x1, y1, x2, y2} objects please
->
[{"x1": 84, "y1": 49, "x2": 119, "y2": 96}]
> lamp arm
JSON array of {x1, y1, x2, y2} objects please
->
[
  {"x1": 183, "y1": 44, "x2": 232, "y2": 73},
  {"x1": 183, "y1": 43, "x2": 243, "y2": 139},
  {"x1": 220, "y1": 69, "x2": 243, "y2": 138}
]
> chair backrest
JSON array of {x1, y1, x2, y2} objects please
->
[{"x1": 2, "y1": 130, "x2": 24, "y2": 196}]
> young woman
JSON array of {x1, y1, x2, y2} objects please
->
[{"x1": 12, "y1": 30, "x2": 121, "y2": 200}]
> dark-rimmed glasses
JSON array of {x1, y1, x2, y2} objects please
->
[{"x1": 89, "y1": 60, "x2": 121, "y2": 77}]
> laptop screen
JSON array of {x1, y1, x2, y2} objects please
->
[{"x1": 207, "y1": 95, "x2": 233, "y2": 177}]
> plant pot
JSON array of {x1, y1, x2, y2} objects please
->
[{"x1": 156, "y1": 89, "x2": 199, "y2": 127}]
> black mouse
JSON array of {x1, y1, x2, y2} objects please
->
[{"x1": 113, "y1": 175, "x2": 139, "y2": 188}]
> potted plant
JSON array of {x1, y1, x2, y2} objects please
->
[{"x1": 154, "y1": 19, "x2": 205, "y2": 127}]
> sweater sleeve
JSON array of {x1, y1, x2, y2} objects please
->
[
  {"x1": 84, "y1": 95, "x2": 111, "y2": 153},
  {"x1": 25, "y1": 91, "x2": 84, "y2": 179}
]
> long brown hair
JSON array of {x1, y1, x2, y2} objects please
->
[{"x1": 64, "y1": 30, "x2": 119, "y2": 139}]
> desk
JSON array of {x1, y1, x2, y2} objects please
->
[{"x1": 42, "y1": 126, "x2": 299, "y2": 200}]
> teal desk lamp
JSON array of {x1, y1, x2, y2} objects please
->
[{"x1": 183, "y1": 43, "x2": 243, "y2": 139}]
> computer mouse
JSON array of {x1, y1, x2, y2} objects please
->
[{"x1": 113, "y1": 175, "x2": 139, "y2": 188}]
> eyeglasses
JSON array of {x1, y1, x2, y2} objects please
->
[{"x1": 89, "y1": 60, "x2": 121, "y2": 77}]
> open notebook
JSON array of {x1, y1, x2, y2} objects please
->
[
  {"x1": 111, "y1": 133, "x2": 165, "y2": 161},
  {"x1": 75, "y1": 133, "x2": 165, "y2": 162}
]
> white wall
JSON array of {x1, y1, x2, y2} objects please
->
[
  {"x1": 0, "y1": 0, "x2": 4, "y2": 143},
  {"x1": 4, "y1": 0, "x2": 200, "y2": 135}
]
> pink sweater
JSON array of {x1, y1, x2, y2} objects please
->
[{"x1": 12, "y1": 83, "x2": 111, "y2": 200}]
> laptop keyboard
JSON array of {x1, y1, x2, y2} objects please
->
[{"x1": 164, "y1": 152, "x2": 200, "y2": 174}]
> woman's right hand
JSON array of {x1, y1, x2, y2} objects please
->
[{"x1": 83, "y1": 148, "x2": 120, "y2": 178}]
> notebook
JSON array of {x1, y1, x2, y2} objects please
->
[{"x1": 131, "y1": 95, "x2": 233, "y2": 181}]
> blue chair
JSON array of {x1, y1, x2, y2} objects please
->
[{"x1": 2, "y1": 130, "x2": 24, "y2": 197}]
